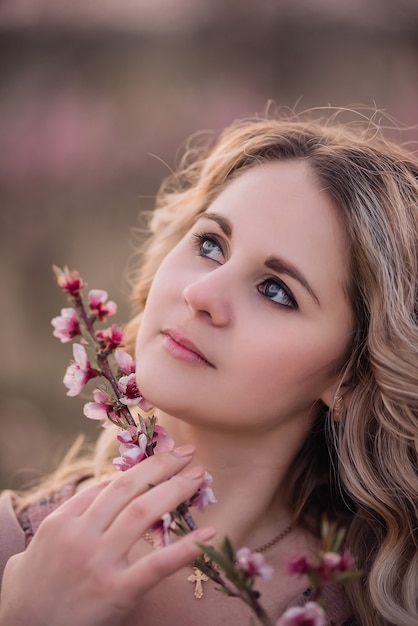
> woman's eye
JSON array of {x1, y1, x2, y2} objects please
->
[
  {"x1": 193, "y1": 233, "x2": 224, "y2": 262},
  {"x1": 258, "y1": 279, "x2": 298, "y2": 309}
]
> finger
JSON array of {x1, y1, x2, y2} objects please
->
[
  {"x1": 83, "y1": 447, "x2": 195, "y2": 532},
  {"x1": 122, "y1": 526, "x2": 216, "y2": 596},
  {"x1": 103, "y1": 466, "x2": 206, "y2": 558},
  {"x1": 48, "y1": 480, "x2": 110, "y2": 518}
]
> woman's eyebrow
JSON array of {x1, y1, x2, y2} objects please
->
[
  {"x1": 202, "y1": 211, "x2": 320, "y2": 306},
  {"x1": 265, "y1": 256, "x2": 320, "y2": 306},
  {"x1": 203, "y1": 212, "x2": 232, "y2": 237}
]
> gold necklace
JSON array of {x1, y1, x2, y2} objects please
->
[{"x1": 144, "y1": 523, "x2": 294, "y2": 599}]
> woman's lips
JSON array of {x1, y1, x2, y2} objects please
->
[{"x1": 161, "y1": 329, "x2": 213, "y2": 367}]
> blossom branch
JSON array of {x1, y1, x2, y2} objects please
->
[
  {"x1": 195, "y1": 539, "x2": 275, "y2": 626},
  {"x1": 53, "y1": 266, "x2": 136, "y2": 427}
]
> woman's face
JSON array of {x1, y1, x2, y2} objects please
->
[{"x1": 135, "y1": 160, "x2": 355, "y2": 435}]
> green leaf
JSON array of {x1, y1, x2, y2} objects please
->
[
  {"x1": 192, "y1": 559, "x2": 214, "y2": 579},
  {"x1": 221, "y1": 537, "x2": 236, "y2": 563}
]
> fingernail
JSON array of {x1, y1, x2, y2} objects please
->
[
  {"x1": 194, "y1": 527, "x2": 216, "y2": 542},
  {"x1": 184, "y1": 466, "x2": 205, "y2": 480},
  {"x1": 173, "y1": 444, "x2": 196, "y2": 458}
]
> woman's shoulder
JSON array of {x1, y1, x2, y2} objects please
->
[
  {"x1": 285, "y1": 582, "x2": 355, "y2": 626},
  {"x1": 17, "y1": 478, "x2": 85, "y2": 544},
  {"x1": 323, "y1": 583, "x2": 356, "y2": 625},
  {"x1": 0, "y1": 490, "x2": 26, "y2": 589},
  {"x1": 0, "y1": 475, "x2": 90, "y2": 590}
]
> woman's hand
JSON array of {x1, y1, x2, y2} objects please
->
[{"x1": 0, "y1": 447, "x2": 214, "y2": 626}]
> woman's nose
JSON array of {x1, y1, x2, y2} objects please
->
[{"x1": 182, "y1": 272, "x2": 232, "y2": 326}]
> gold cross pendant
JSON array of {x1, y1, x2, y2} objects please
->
[{"x1": 187, "y1": 567, "x2": 210, "y2": 599}]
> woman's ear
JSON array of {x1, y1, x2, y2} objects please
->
[
  {"x1": 320, "y1": 386, "x2": 335, "y2": 410},
  {"x1": 320, "y1": 384, "x2": 346, "y2": 422}
]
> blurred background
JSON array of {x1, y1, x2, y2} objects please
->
[{"x1": 1, "y1": 0, "x2": 418, "y2": 489}]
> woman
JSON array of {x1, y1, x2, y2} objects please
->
[{"x1": 1, "y1": 111, "x2": 417, "y2": 626}]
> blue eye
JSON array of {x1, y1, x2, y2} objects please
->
[
  {"x1": 193, "y1": 233, "x2": 224, "y2": 262},
  {"x1": 258, "y1": 279, "x2": 297, "y2": 309}
]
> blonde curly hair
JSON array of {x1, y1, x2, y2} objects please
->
[{"x1": 23, "y1": 110, "x2": 418, "y2": 626}]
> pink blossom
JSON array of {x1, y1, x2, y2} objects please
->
[
  {"x1": 275, "y1": 602, "x2": 327, "y2": 626},
  {"x1": 118, "y1": 373, "x2": 142, "y2": 406},
  {"x1": 190, "y1": 472, "x2": 217, "y2": 513},
  {"x1": 116, "y1": 427, "x2": 138, "y2": 444},
  {"x1": 88, "y1": 289, "x2": 117, "y2": 321},
  {"x1": 319, "y1": 551, "x2": 355, "y2": 583},
  {"x1": 112, "y1": 422, "x2": 174, "y2": 471},
  {"x1": 51, "y1": 307, "x2": 81, "y2": 342},
  {"x1": 63, "y1": 343, "x2": 99, "y2": 396},
  {"x1": 96, "y1": 324, "x2": 125, "y2": 351},
  {"x1": 113, "y1": 431, "x2": 148, "y2": 471},
  {"x1": 54, "y1": 266, "x2": 86, "y2": 297},
  {"x1": 236, "y1": 547, "x2": 274, "y2": 581},
  {"x1": 114, "y1": 348, "x2": 136, "y2": 374},
  {"x1": 288, "y1": 555, "x2": 313, "y2": 576},
  {"x1": 116, "y1": 423, "x2": 174, "y2": 456},
  {"x1": 117, "y1": 374, "x2": 152, "y2": 411},
  {"x1": 114, "y1": 350, "x2": 153, "y2": 411},
  {"x1": 149, "y1": 512, "x2": 173, "y2": 547},
  {"x1": 83, "y1": 389, "x2": 116, "y2": 427},
  {"x1": 323, "y1": 550, "x2": 354, "y2": 571},
  {"x1": 151, "y1": 424, "x2": 175, "y2": 453}
]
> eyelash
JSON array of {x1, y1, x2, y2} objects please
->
[
  {"x1": 258, "y1": 278, "x2": 298, "y2": 310},
  {"x1": 192, "y1": 232, "x2": 225, "y2": 261},
  {"x1": 191, "y1": 231, "x2": 298, "y2": 310}
]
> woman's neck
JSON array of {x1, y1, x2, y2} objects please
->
[{"x1": 155, "y1": 409, "x2": 306, "y2": 551}]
